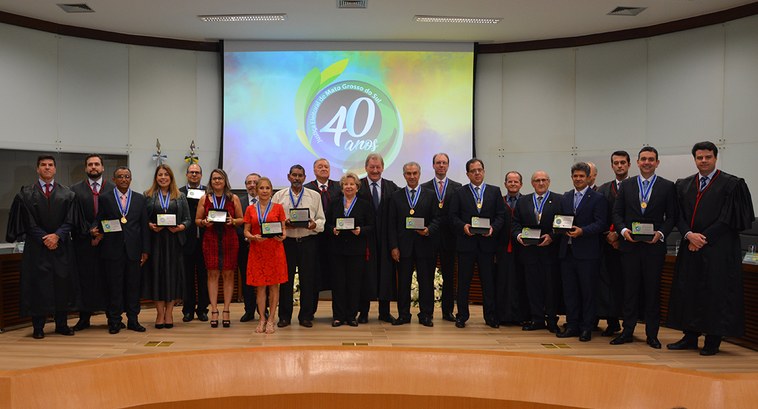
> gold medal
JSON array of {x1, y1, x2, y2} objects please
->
[
  {"x1": 438, "y1": 202, "x2": 443, "y2": 209},
  {"x1": 477, "y1": 202, "x2": 482, "y2": 209},
  {"x1": 120, "y1": 216, "x2": 127, "y2": 224},
  {"x1": 409, "y1": 209, "x2": 415, "y2": 215},
  {"x1": 640, "y1": 202, "x2": 647, "y2": 209}
]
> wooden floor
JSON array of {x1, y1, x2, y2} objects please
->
[{"x1": 1, "y1": 302, "x2": 756, "y2": 373}]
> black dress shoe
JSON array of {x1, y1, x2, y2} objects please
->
[
  {"x1": 347, "y1": 320, "x2": 359, "y2": 327},
  {"x1": 73, "y1": 320, "x2": 90, "y2": 331},
  {"x1": 646, "y1": 337, "x2": 662, "y2": 349},
  {"x1": 164, "y1": 323, "x2": 174, "y2": 329},
  {"x1": 610, "y1": 333, "x2": 634, "y2": 345},
  {"x1": 32, "y1": 329, "x2": 45, "y2": 339},
  {"x1": 455, "y1": 319, "x2": 466, "y2": 329},
  {"x1": 357, "y1": 313, "x2": 368, "y2": 324},
  {"x1": 378, "y1": 314, "x2": 396, "y2": 323},
  {"x1": 547, "y1": 322, "x2": 560, "y2": 334},
  {"x1": 277, "y1": 319, "x2": 291, "y2": 328},
  {"x1": 299, "y1": 320, "x2": 313, "y2": 328},
  {"x1": 667, "y1": 336, "x2": 699, "y2": 350},
  {"x1": 392, "y1": 316, "x2": 410, "y2": 326},
  {"x1": 579, "y1": 330, "x2": 592, "y2": 342},
  {"x1": 197, "y1": 312, "x2": 209, "y2": 322},
  {"x1": 108, "y1": 325, "x2": 120, "y2": 334},
  {"x1": 601, "y1": 323, "x2": 621, "y2": 337},
  {"x1": 55, "y1": 326, "x2": 75, "y2": 336},
  {"x1": 522, "y1": 322, "x2": 547, "y2": 331},
  {"x1": 419, "y1": 317, "x2": 434, "y2": 327},
  {"x1": 331, "y1": 320, "x2": 343, "y2": 327},
  {"x1": 154, "y1": 323, "x2": 165, "y2": 329},
  {"x1": 240, "y1": 312, "x2": 255, "y2": 322},
  {"x1": 700, "y1": 346, "x2": 719, "y2": 356},
  {"x1": 182, "y1": 312, "x2": 193, "y2": 322},
  {"x1": 556, "y1": 328, "x2": 580, "y2": 338},
  {"x1": 442, "y1": 312, "x2": 456, "y2": 322},
  {"x1": 119, "y1": 322, "x2": 126, "y2": 329},
  {"x1": 127, "y1": 322, "x2": 147, "y2": 332},
  {"x1": 486, "y1": 321, "x2": 500, "y2": 329}
]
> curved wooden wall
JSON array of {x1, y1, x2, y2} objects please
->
[{"x1": 1, "y1": 347, "x2": 757, "y2": 409}]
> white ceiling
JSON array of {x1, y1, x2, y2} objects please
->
[{"x1": 0, "y1": 0, "x2": 754, "y2": 44}]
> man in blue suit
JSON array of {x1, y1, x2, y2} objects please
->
[
  {"x1": 449, "y1": 158, "x2": 506, "y2": 328},
  {"x1": 556, "y1": 162, "x2": 608, "y2": 342}
]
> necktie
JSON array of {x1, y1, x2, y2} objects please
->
[
  {"x1": 410, "y1": 189, "x2": 416, "y2": 202},
  {"x1": 251, "y1": 197, "x2": 257, "y2": 204},
  {"x1": 535, "y1": 196, "x2": 543, "y2": 221},
  {"x1": 372, "y1": 182, "x2": 380, "y2": 210},
  {"x1": 44, "y1": 183, "x2": 51, "y2": 198},
  {"x1": 92, "y1": 182, "x2": 99, "y2": 215},
  {"x1": 438, "y1": 180, "x2": 444, "y2": 196},
  {"x1": 507, "y1": 196, "x2": 515, "y2": 208},
  {"x1": 320, "y1": 184, "x2": 329, "y2": 210},
  {"x1": 642, "y1": 179, "x2": 650, "y2": 189},
  {"x1": 700, "y1": 176, "x2": 709, "y2": 190},
  {"x1": 574, "y1": 191, "x2": 582, "y2": 213},
  {"x1": 120, "y1": 193, "x2": 127, "y2": 209}
]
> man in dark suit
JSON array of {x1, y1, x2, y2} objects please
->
[
  {"x1": 70, "y1": 154, "x2": 114, "y2": 331},
  {"x1": 179, "y1": 164, "x2": 209, "y2": 322},
  {"x1": 420, "y1": 153, "x2": 462, "y2": 322},
  {"x1": 449, "y1": 158, "x2": 506, "y2": 328},
  {"x1": 596, "y1": 151, "x2": 630, "y2": 336},
  {"x1": 388, "y1": 161, "x2": 441, "y2": 326},
  {"x1": 610, "y1": 147, "x2": 676, "y2": 349},
  {"x1": 497, "y1": 171, "x2": 529, "y2": 325},
  {"x1": 357, "y1": 153, "x2": 399, "y2": 323},
  {"x1": 237, "y1": 172, "x2": 260, "y2": 322},
  {"x1": 557, "y1": 162, "x2": 608, "y2": 342},
  {"x1": 512, "y1": 171, "x2": 563, "y2": 333},
  {"x1": 304, "y1": 158, "x2": 341, "y2": 318},
  {"x1": 94, "y1": 166, "x2": 150, "y2": 333}
]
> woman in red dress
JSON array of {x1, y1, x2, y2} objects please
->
[
  {"x1": 243, "y1": 177, "x2": 287, "y2": 334},
  {"x1": 195, "y1": 169, "x2": 243, "y2": 328}
]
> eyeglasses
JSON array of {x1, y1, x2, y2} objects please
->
[
  {"x1": 114, "y1": 175, "x2": 131, "y2": 179},
  {"x1": 533, "y1": 178, "x2": 549, "y2": 183},
  {"x1": 187, "y1": 171, "x2": 201, "y2": 175}
]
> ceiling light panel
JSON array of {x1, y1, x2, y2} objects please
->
[
  {"x1": 198, "y1": 14, "x2": 287, "y2": 22},
  {"x1": 414, "y1": 15, "x2": 502, "y2": 24}
]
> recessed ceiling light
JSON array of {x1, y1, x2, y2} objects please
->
[
  {"x1": 57, "y1": 3, "x2": 94, "y2": 13},
  {"x1": 607, "y1": 6, "x2": 647, "y2": 16},
  {"x1": 338, "y1": 0, "x2": 367, "y2": 9},
  {"x1": 198, "y1": 14, "x2": 287, "y2": 22},
  {"x1": 414, "y1": 15, "x2": 502, "y2": 24}
]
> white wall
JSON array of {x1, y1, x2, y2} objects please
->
[
  {"x1": 476, "y1": 15, "x2": 758, "y2": 204},
  {"x1": 0, "y1": 23, "x2": 221, "y2": 192}
]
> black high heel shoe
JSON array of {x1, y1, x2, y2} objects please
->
[
  {"x1": 210, "y1": 310, "x2": 219, "y2": 328},
  {"x1": 222, "y1": 310, "x2": 231, "y2": 328}
]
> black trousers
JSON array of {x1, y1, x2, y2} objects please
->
[
  {"x1": 524, "y1": 260, "x2": 561, "y2": 324},
  {"x1": 237, "y1": 241, "x2": 256, "y2": 314},
  {"x1": 620, "y1": 247, "x2": 665, "y2": 337},
  {"x1": 561, "y1": 250, "x2": 599, "y2": 332},
  {"x1": 103, "y1": 255, "x2": 141, "y2": 323},
  {"x1": 182, "y1": 250, "x2": 209, "y2": 315},
  {"x1": 397, "y1": 254, "x2": 435, "y2": 320},
  {"x1": 456, "y1": 251, "x2": 497, "y2": 323},
  {"x1": 434, "y1": 232, "x2": 457, "y2": 316},
  {"x1": 280, "y1": 237, "x2": 318, "y2": 322},
  {"x1": 32, "y1": 312, "x2": 68, "y2": 330},
  {"x1": 332, "y1": 254, "x2": 364, "y2": 322}
]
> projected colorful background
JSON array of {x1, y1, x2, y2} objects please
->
[{"x1": 223, "y1": 49, "x2": 473, "y2": 188}]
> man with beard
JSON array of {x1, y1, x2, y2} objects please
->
[
  {"x1": 179, "y1": 164, "x2": 209, "y2": 322},
  {"x1": 238, "y1": 173, "x2": 260, "y2": 322},
  {"x1": 6, "y1": 155, "x2": 81, "y2": 339},
  {"x1": 667, "y1": 141, "x2": 754, "y2": 356},
  {"x1": 70, "y1": 154, "x2": 114, "y2": 331}
]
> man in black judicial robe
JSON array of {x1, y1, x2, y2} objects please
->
[
  {"x1": 596, "y1": 150, "x2": 630, "y2": 336},
  {"x1": 304, "y1": 158, "x2": 342, "y2": 316},
  {"x1": 667, "y1": 141, "x2": 754, "y2": 356},
  {"x1": 420, "y1": 153, "x2": 462, "y2": 322},
  {"x1": 388, "y1": 162, "x2": 441, "y2": 326},
  {"x1": 357, "y1": 153, "x2": 399, "y2": 323},
  {"x1": 94, "y1": 166, "x2": 150, "y2": 333},
  {"x1": 70, "y1": 154, "x2": 114, "y2": 331},
  {"x1": 6, "y1": 155, "x2": 81, "y2": 339},
  {"x1": 449, "y1": 158, "x2": 506, "y2": 328},
  {"x1": 496, "y1": 170, "x2": 529, "y2": 325}
]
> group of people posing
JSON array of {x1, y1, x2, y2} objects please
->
[{"x1": 7, "y1": 142, "x2": 754, "y2": 356}]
